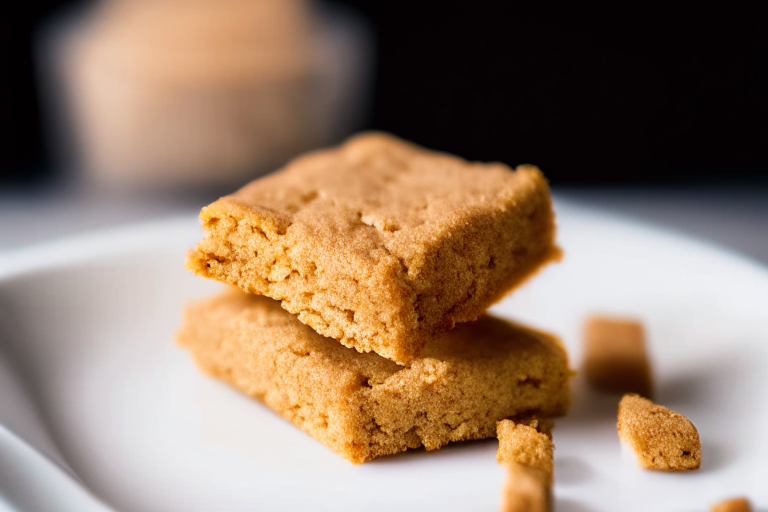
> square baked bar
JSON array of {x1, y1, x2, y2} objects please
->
[
  {"x1": 186, "y1": 132, "x2": 560, "y2": 364},
  {"x1": 177, "y1": 290, "x2": 572, "y2": 464}
]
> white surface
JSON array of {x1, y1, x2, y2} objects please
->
[
  {"x1": 0, "y1": 201, "x2": 766, "y2": 511},
  {"x1": 0, "y1": 425, "x2": 112, "y2": 512}
]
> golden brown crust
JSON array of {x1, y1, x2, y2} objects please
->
[
  {"x1": 186, "y1": 132, "x2": 560, "y2": 364},
  {"x1": 711, "y1": 497, "x2": 752, "y2": 512},
  {"x1": 617, "y1": 394, "x2": 701, "y2": 471},
  {"x1": 583, "y1": 316, "x2": 653, "y2": 397},
  {"x1": 177, "y1": 290, "x2": 572, "y2": 464}
]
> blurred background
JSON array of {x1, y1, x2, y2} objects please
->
[{"x1": 1, "y1": 1, "x2": 766, "y2": 261}]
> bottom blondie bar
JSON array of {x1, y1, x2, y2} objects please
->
[{"x1": 177, "y1": 290, "x2": 571, "y2": 463}]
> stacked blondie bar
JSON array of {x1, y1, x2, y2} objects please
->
[{"x1": 178, "y1": 132, "x2": 572, "y2": 463}]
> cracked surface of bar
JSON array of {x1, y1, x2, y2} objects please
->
[
  {"x1": 186, "y1": 132, "x2": 560, "y2": 364},
  {"x1": 177, "y1": 290, "x2": 571, "y2": 464}
]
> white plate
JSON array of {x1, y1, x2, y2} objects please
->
[{"x1": 0, "y1": 200, "x2": 766, "y2": 512}]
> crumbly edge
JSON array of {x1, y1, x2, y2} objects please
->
[
  {"x1": 186, "y1": 199, "x2": 421, "y2": 364},
  {"x1": 617, "y1": 394, "x2": 701, "y2": 471},
  {"x1": 176, "y1": 292, "x2": 572, "y2": 464},
  {"x1": 358, "y1": 345, "x2": 570, "y2": 461}
]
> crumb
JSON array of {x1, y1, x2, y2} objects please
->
[
  {"x1": 496, "y1": 419, "x2": 555, "y2": 484},
  {"x1": 496, "y1": 418, "x2": 555, "y2": 511},
  {"x1": 583, "y1": 316, "x2": 653, "y2": 397},
  {"x1": 617, "y1": 394, "x2": 701, "y2": 471},
  {"x1": 710, "y1": 497, "x2": 752, "y2": 512}
]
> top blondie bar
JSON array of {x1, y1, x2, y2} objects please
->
[{"x1": 187, "y1": 132, "x2": 560, "y2": 364}]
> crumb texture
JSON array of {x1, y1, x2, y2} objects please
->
[
  {"x1": 583, "y1": 316, "x2": 653, "y2": 397},
  {"x1": 186, "y1": 131, "x2": 559, "y2": 364},
  {"x1": 176, "y1": 290, "x2": 571, "y2": 464},
  {"x1": 711, "y1": 497, "x2": 752, "y2": 512},
  {"x1": 617, "y1": 394, "x2": 701, "y2": 471}
]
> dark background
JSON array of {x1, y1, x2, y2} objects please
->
[{"x1": 3, "y1": 1, "x2": 766, "y2": 186}]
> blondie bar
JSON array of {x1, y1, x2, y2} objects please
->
[
  {"x1": 186, "y1": 132, "x2": 560, "y2": 364},
  {"x1": 177, "y1": 290, "x2": 571, "y2": 463}
]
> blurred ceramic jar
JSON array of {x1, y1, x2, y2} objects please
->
[{"x1": 40, "y1": 0, "x2": 371, "y2": 190}]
